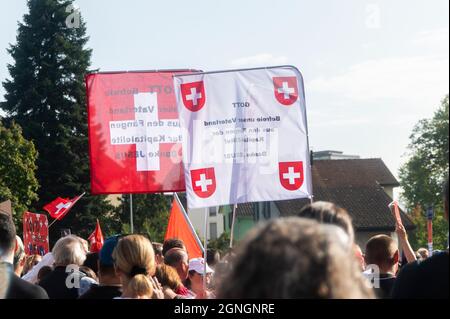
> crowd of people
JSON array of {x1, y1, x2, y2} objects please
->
[{"x1": 0, "y1": 178, "x2": 448, "y2": 299}]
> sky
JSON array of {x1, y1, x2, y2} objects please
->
[{"x1": 0, "y1": 0, "x2": 448, "y2": 185}]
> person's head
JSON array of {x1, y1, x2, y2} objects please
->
[
  {"x1": 112, "y1": 234, "x2": 156, "y2": 299},
  {"x1": 164, "y1": 248, "x2": 189, "y2": 282},
  {"x1": 0, "y1": 212, "x2": 16, "y2": 264},
  {"x1": 365, "y1": 235, "x2": 399, "y2": 275},
  {"x1": 206, "y1": 249, "x2": 221, "y2": 269},
  {"x1": 444, "y1": 177, "x2": 449, "y2": 222},
  {"x1": 152, "y1": 242, "x2": 164, "y2": 265},
  {"x1": 98, "y1": 235, "x2": 121, "y2": 284},
  {"x1": 155, "y1": 264, "x2": 182, "y2": 291},
  {"x1": 22, "y1": 254, "x2": 42, "y2": 276},
  {"x1": 80, "y1": 266, "x2": 98, "y2": 282},
  {"x1": 297, "y1": 201, "x2": 355, "y2": 244},
  {"x1": 52, "y1": 235, "x2": 87, "y2": 267},
  {"x1": 416, "y1": 248, "x2": 429, "y2": 261},
  {"x1": 188, "y1": 258, "x2": 214, "y2": 294},
  {"x1": 162, "y1": 238, "x2": 186, "y2": 257},
  {"x1": 218, "y1": 217, "x2": 373, "y2": 299},
  {"x1": 37, "y1": 265, "x2": 53, "y2": 283},
  {"x1": 13, "y1": 236, "x2": 26, "y2": 276}
]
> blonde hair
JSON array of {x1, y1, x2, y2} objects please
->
[
  {"x1": 52, "y1": 235, "x2": 86, "y2": 266},
  {"x1": 112, "y1": 235, "x2": 156, "y2": 298}
]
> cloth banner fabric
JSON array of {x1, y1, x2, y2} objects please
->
[
  {"x1": 165, "y1": 197, "x2": 203, "y2": 259},
  {"x1": 86, "y1": 71, "x2": 198, "y2": 194},
  {"x1": 174, "y1": 66, "x2": 313, "y2": 209},
  {"x1": 43, "y1": 194, "x2": 83, "y2": 220},
  {"x1": 23, "y1": 212, "x2": 49, "y2": 256}
]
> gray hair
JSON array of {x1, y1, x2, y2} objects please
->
[{"x1": 52, "y1": 235, "x2": 87, "y2": 266}]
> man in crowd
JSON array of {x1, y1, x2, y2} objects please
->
[
  {"x1": 79, "y1": 235, "x2": 122, "y2": 299},
  {"x1": 0, "y1": 212, "x2": 48, "y2": 299},
  {"x1": 162, "y1": 238, "x2": 186, "y2": 257},
  {"x1": 365, "y1": 235, "x2": 399, "y2": 298},
  {"x1": 392, "y1": 178, "x2": 449, "y2": 298},
  {"x1": 164, "y1": 248, "x2": 194, "y2": 298}
]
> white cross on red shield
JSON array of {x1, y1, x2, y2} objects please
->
[
  {"x1": 181, "y1": 81, "x2": 206, "y2": 112},
  {"x1": 279, "y1": 161, "x2": 304, "y2": 191},
  {"x1": 191, "y1": 167, "x2": 217, "y2": 198},
  {"x1": 273, "y1": 77, "x2": 299, "y2": 106}
]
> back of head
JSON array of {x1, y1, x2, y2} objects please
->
[
  {"x1": 164, "y1": 248, "x2": 188, "y2": 268},
  {"x1": 52, "y1": 235, "x2": 87, "y2": 267},
  {"x1": 298, "y1": 201, "x2": 355, "y2": 243},
  {"x1": 162, "y1": 238, "x2": 186, "y2": 257},
  {"x1": 153, "y1": 242, "x2": 163, "y2": 257},
  {"x1": 0, "y1": 213, "x2": 16, "y2": 260},
  {"x1": 155, "y1": 264, "x2": 182, "y2": 291},
  {"x1": 218, "y1": 217, "x2": 373, "y2": 299},
  {"x1": 365, "y1": 235, "x2": 398, "y2": 270},
  {"x1": 13, "y1": 235, "x2": 25, "y2": 270},
  {"x1": 112, "y1": 234, "x2": 155, "y2": 298}
]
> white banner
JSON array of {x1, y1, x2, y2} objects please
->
[{"x1": 174, "y1": 66, "x2": 312, "y2": 209}]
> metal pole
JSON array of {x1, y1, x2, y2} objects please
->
[
  {"x1": 229, "y1": 204, "x2": 238, "y2": 248},
  {"x1": 130, "y1": 194, "x2": 134, "y2": 234},
  {"x1": 203, "y1": 207, "x2": 208, "y2": 294}
]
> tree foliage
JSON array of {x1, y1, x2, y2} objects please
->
[{"x1": 399, "y1": 95, "x2": 449, "y2": 250}]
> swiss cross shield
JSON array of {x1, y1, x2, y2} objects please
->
[
  {"x1": 181, "y1": 81, "x2": 206, "y2": 112},
  {"x1": 273, "y1": 77, "x2": 299, "y2": 106},
  {"x1": 279, "y1": 161, "x2": 304, "y2": 191},
  {"x1": 191, "y1": 167, "x2": 216, "y2": 198}
]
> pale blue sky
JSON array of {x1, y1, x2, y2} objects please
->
[{"x1": 0, "y1": 0, "x2": 448, "y2": 184}]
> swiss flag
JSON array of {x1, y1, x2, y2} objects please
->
[
  {"x1": 191, "y1": 168, "x2": 216, "y2": 198},
  {"x1": 165, "y1": 196, "x2": 203, "y2": 259},
  {"x1": 279, "y1": 162, "x2": 304, "y2": 191},
  {"x1": 43, "y1": 193, "x2": 84, "y2": 220},
  {"x1": 88, "y1": 219, "x2": 104, "y2": 253},
  {"x1": 181, "y1": 81, "x2": 206, "y2": 112},
  {"x1": 273, "y1": 77, "x2": 299, "y2": 106}
]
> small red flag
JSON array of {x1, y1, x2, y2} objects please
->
[
  {"x1": 88, "y1": 219, "x2": 104, "y2": 253},
  {"x1": 43, "y1": 193, "x2": 84, "y2": 220},
  {"x1": 165, "y1": 197, "x2": 203, "y2": 259}
]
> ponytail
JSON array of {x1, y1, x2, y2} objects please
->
[{"x1": 127, "y1": 274, "x2": 153, "y2": 298}]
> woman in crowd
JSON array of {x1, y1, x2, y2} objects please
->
[{"x1": 112, "y1": 234, "x2": 164, "y2": 299}]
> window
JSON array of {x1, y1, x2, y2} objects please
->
[
  {"x1": 210, "y1": 222, "x2": 218, "y2": 240},
  {"x1": 209, "y1": 206, "x2": 217, "y2": 217}
]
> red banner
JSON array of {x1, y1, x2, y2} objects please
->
[
  {"x1": 23, "y1": 212, "x2": 49, "y2": 256},
  {"x1": 86, "y1": 71, "x2": 198, "y2": 194}
]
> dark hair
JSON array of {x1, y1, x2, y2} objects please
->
[
  {"x1": 0, "y1": 213, "x2": 16, "y2": 257},
  {"x1": 37, "y1": 266, "x2": 53, "y2": 283},
  {"x1": 98, "y1": 262, "x2": 116, "y2": 277},
  {"x1": 207, "y1": 249, "x2": 221, "y2": 267},
  {"x1": 83, "y1": 252, "x2": 99, "y2": 274},
  {"x1": 218, "y1": 218, "x2": 373, "y2": 299},
  {"x1": 163, "y1": 239, "x2": 185, "y2": 257},
  {"x1": 297, "y1": 201, "x2": 355, "y2": 243},
  {"x1": 164, "y1": 248, "x2": 187, "y2": 267},
  {"x1": 152, "y1": 242, "x2": 163, "y2": 257},
  {"x1": 365, "y1": 235, "x2": 398, "y2": 268}
]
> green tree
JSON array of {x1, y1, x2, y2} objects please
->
[
  {"x1": 1, "y1": 0, "x2": 113, "y2": 241},
  {"x1": 117, "y1": 194, "x2": 171, "y2": 243},
  {"x1": 399, "y1": 95, "x2": 449, "y2": 250},
  {"x1": 0, "y1": 122, "x2": 39, "y2": 229}
]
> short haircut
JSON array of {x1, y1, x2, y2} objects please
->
[
  {"x1": 52, "y1": 235, "x2": 87, "y2": 266},
  {"x1": 164, "y1": 248, "x2": 187, "y2": 267},
  {"x1": 0, "y1": 213, "x2": 16, "y2": 257},
  {"x1": 365, "y1": 235, "x2": 398, "y2": 267},
  {"x1": 152, "y1": 242, "x2": 163, "y2": 257},
  {"x1": 163, "y1": 238, "x2": 185, "y2": 257},
  {"x1": 298, "y1": 201, "x2": 355, "y2": 243}
]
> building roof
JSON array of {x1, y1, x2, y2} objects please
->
[{"x1": 275, "y1": 159, "x2": 415, "y2": 231}]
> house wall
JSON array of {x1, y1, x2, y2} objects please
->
[{"x1": 187, "y1": 206, "x2": 225, "y2": 242}]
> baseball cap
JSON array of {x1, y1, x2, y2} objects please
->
[
  {"x1": 99, "y1": 235, "x2": 121, "y2": 267},
  {"x1": 189, "y1": 258, "x2": 214, "y2": 275}
]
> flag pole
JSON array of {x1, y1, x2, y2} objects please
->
[
  {"x1": 203, "y1": 207, "x2": 208, "y2": 295},
  {"x1": 229, "y1": 204, "x2": 238, "y2": 248},
  {"x1": 48, "y1": 218, "x2": 58, "y2": 228},
  {"x1": 47, "y1": 192, "x2": 86, "y2": 229},
  {"x1": 130, "y1": 194, "x2": 134, "y2": 234},
  {"x1": 174, "y1": 193, "x2": 204, "y2": 253}
]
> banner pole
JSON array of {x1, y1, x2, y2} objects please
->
[
  {"x1": 130, "y1": 194, "x2": 134, "y2": 234},
  {"x1": 203, "y1": 207, "x2": 208, "y2": 295},
  {"x1": 229, "y1": 204, "x2": 238, "y2": 248},
  {"x1": 48, "y1": 218, "x2": 58, "y2": 229}
]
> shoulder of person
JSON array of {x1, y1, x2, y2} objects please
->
[{"x1": 9, "y1": 276, "x2": 49, "y2": 299}]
